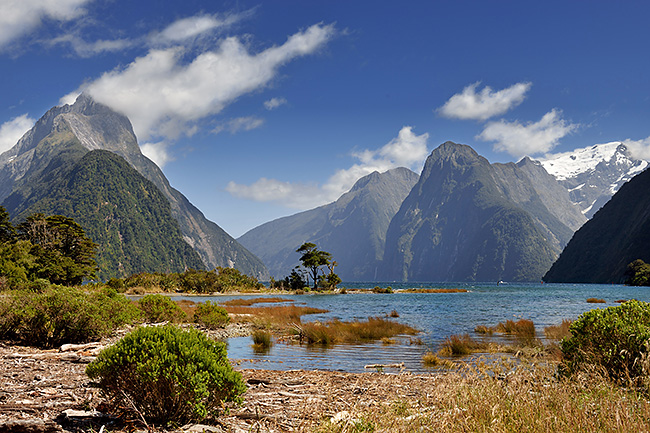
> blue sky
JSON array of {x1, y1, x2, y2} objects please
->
[{"x1": 1, "y1": 0, "x2": 650, "y2": 237}]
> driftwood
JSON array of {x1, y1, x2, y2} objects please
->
[
  {"x1": 364, "y1": 362, "x2": 405, "y2": 370},
  {"x1": 0, "y1": 419, "x2": 64, "y2": 433}
]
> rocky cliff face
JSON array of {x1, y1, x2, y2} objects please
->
[
  {"x1": 381, "y1": 142, "x2": 572, "y2": 282},
  {"x1": 544, "y1": 166, "x2": 650, "y2": 284},
  {"x1": 0, "y1": 95, "x2": 267, "y2": 278},
  {"x1": 238, "y1": 167, "x2": 419, "y2": 281}
]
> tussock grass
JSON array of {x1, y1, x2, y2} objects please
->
[
  {"x1": 372, "y1": 286, "x2": 393, "y2": 294},
  {"x1": 300, "y1": 317, "x2": 418, "y2": 345},
  {"x1": 225, "y1": 304, "x2": 328, "y2": 329},
  {"x1": 474, "y1": 325, "x2": 494, "y2": 335},
  {"x1": 315, "y1": 362, "x2": 650, "y2": 433},
  {"x1": 438, "y1": 334, "x2": 488, "y2": 356},
  {"x1": 422, "y1": 351, "x2": 455, "y2": 368},
  {"x1": 587, "y1": 297, "x2": 607, "y2": 303},
  {"x1": 221, "y1": 297, "x2": 287, "y2": 307},
  {"x1": 544, "y1": 319, "x2": 572, "y2": 340},
  {"x1": 251, "y1": 330, "x2": 272, "y2": 351}
]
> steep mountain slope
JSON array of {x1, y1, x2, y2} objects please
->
[
  {"x1": 538, "y1": 142, "x2": 648, "y2": 218},
  {"x1": 381, "y1": 142, "x2": 567, "y2": 282},
  {"x1": 0, "y1": 95, "x2": 267, "y2": 278},
  {"x1": 238, "y1": 167, "x2": 419, "y2": 280},
  {"x1": 4, "y1": 140, "x2": 204, "y2": 279},
  {"x1": 543, "y1": 167, "x2": 650, "y2": 283}
]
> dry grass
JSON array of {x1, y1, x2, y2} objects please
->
[
  {"x1": 299, "y1": 317, "x2": 418, "y2": 345},
  {"x1": 474, "y1": 325, "x2": 494, "y2": 335},
  {"x1": 221, "y1": 297, "x2": 287, "y2": 307},
  {"x1": 401, "y1": 288, "x2": 468, "y2": 293},
  {"x1": 587, "y1": 297, "x2": 607, "y2": 303},
  {"x1": 225, "y1": 304, "x2": 328, "y2": 329},
  {"x1": 438, "y1": 334, "x2": 488, "y2": 356},
  {"x1": 314, "y1": 362, "x2": 650, "y2": 433},
  {"x1": 544, "y1": 319, "x2": 573, "y2": 340}
]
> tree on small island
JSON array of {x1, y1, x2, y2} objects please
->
[{"x1": 296, "y1": 242, "x2": 340, "y2": 290}]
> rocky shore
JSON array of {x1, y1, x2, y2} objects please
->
[{"x1": 0, "y1": 323, "x2": 438, "y2": 433}]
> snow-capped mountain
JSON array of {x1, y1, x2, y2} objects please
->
[{"x1": 537, "y1": 142, "x2": 648, "y2": 218}]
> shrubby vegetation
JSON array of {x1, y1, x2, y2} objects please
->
[
  {"x1": 271, "y1": 242, "x2": 341, "y2": 291},
  {"x1": 624, "y1": 259, "x2": 650, "y2": 286},
  {"x1": 86, "y1": 325, "x2": 245, "y2": 425},
  {"x1": 560, "y1": 300, "x2": 650, "y2": 383},
  {"x1": 110, "y1": 267, "x2": 263, "y2": 293},
  {"x1": 138, "y1": 294, "x2": 187, "y2": 323},
  {"x1": 0, "y1": 285, "x2": 141, "y2": 348},
  {"x1": 193, "y1": 300, "x2": 230, "y2": 329}
]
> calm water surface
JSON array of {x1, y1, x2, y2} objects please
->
[{"x1": 174, "y1": 282, "x2": 650, "y2": 373}]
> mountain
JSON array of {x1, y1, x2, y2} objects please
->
[
  {"x1": 538, "y1": 142, "x2": 648, "y2": 218},
  {"x1": 238, "y1": 167, "x2": 419, "y2": 280},
  {"x1": 0, "y1": 95, "x2": 267, "y2": 278},
  {"x1": 543, "y1": 166, "x2": 650, "y2": 284},
  {"x1": 381, "y1": 142, "x2": 578, "y2": 282}
]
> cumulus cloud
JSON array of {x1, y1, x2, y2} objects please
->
[
  {"x1": 624, "y1": 136, "x2": 650, "y2": 160},
  {"x1": 81, "y1": 23, "x2": 335, "y2": 143},
  {"x1": 439, "y1": 82, "x2": 531, "y2": 121},
  {"x1": 213, "y1": 116, "x2": 264, "y2": 135},
  {"x1": 0, "y1": 0, "x2": 91, "y2": 49},
  {"x1": 0, "y1": 114, "x2": 36, "y2": 154},
  {"x1": 477, "y1": 109, "x2": 579, "y2": 158},
  {"x1": 140, "y1": 141, "x2": 173, "y2": 168},
  {"x1": 226, "y1": 126, "x2": 429, "y2": 209},
  {"x1": 264, "y1": 97, "x2": 287, "y2": 110}
]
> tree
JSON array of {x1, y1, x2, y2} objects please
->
[
  {"x1": 17, "y1": 214, "x2": 98, "y2": 285},
  {"x1": 624, "y1": 259, "x2": 650, "y2": 286},
  {"x1": 0, "y1": 206, "x2": 15, "y2": 243},
  {"x1": 296, "y1": 242, "x2": 340, "y2": 290}
]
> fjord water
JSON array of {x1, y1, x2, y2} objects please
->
[{"x1": 177, "y1": 282, "x2": 650, "y2": 373}]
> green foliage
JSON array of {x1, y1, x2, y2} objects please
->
[
  {"x1": 86, "y1": 325, "x2": 246, "y2": 425},
  {"x1": 624, "y1": 259, "x2": 650, "y2": 286},
  {"x1": 0, "y1": 206, "x2": 15, "y2": 243},
  {"x1": 271, "y1": 267, "x2": 307, "y2": 291},
  {"x1": 193, "y1": 301, "x2": 230, "y2": 329},
  {"x1": 560, "y1": 300, "x2": 650, "y2": 382},
  {"x1": 117, "y1": 267, "x2": 262, "y2": 293},
  {"x1": 0, "y1": 285, "x2": 141, "y2": 348},
  {"x1": 138, "y1": 294, "x2": 187, "y2": 323},
  {"x1": 296, "y1": 242, "x2": 340, "y2": 290}
]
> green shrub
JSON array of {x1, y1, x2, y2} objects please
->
[
  {"x1": 86, "y1": 325, "x2": 246, "y2": 425},
  {"x1": 138, "y1": 294, "x2": 187, "y2": 323},
  {"x1": 560, "y1": 300, "x2": 650, "y2": 382},
  {"x1": 0, "y1": 286, "x2": 141, "y2": 348},
  {"x1": 193, "y1": 301, "x2": 230, "y2": 329}
]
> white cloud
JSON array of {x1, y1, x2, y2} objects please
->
[
  {"x1": 624, "y1": 136, "x2": 650, "y2": 160},
  {"x1": 49, "y1": 33, "x2": 133, "y2": 57},
  {"x1": 140, "y1": 141, "x2": 172, "y2": 167},
  {"x1": 439, "y1": 82, "x2": 532, "y2": 121},
  {"x1": 477, "y1": 109, "x2": 578, "y2": 158},
  {"x1": 226, "y1": 126, "x2": 429, "y2": 209},
  {"x1": 0, "y1": 0, "x2": 91, "y2": 49},
  {"x1": 152, "y1": 13, "x2": 246, "y2": 44},
  {"x1": 82, "y1": 23, "x2": 335, "y2": 142},
  {"x1": 0, "y1": 114, "x2": 36, "y2": 154},
  {"x1": 213, "y1": 116, "x2": 264, "y2": 135},
  {"x1": 264, "y1": 97, "x2": 287, "y2": 110}
]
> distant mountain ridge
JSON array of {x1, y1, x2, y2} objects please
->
[
  {"x1": 381, "y1": 142, "x2": 578, "y2": 282},
  {"x1": 0, "y1": 95, "x2": 268, "y2": 279},
  {"x1": 537, "y1": 142, "x2": 648, "y2": 218},
  {"x1": 544, "y1": 165, "x2": 650, "y2": 283},
  {"x1": 238, "y1": 167, "x2": 419, "y2": 281}
]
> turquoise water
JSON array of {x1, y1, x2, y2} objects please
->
[{"x1": 174, "y1": 282, "x2": 650, "y2": 373}]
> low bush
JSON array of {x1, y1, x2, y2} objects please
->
[
  {"x1": 372, "y1": 286, "x2": 393, "y2": 294},
  {"x1": 86, "y1": 325, "x2": 246, "y2": 425},
  {"x1": 194, "y1": 301, "x2": 230, "y2": 329},
  {"x1": 138, "y1": 294, "x2": 187, "y2": 323},
  {"x1": 586, "y1": 297, "x2": 606, "y2": 304},
  {"x1": 560, "y1": 300, "x2": 650, "y2": 383},
  {"x1": 0, "y1": 286, "x2": 141, "y2": 348}
]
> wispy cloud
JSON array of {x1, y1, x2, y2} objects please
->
[
  {"x1": 67, "y1": 23, "x2": 335, "y2": 168},
  {"x1": 0, "y1": 114, "x2": 36, "y2": 154},
  {"x1": 226, "y1": 126, "x2": 428, "y2": 209},
  {"x1": 439, "y1": 82, "x2": 531, "y2": 121},
  {"x1": 213, "y1": 116, "x2": 265, "y2": 135},
  {"x1": 624, "y1": 136, "x2": 650, "y2": 160},
  {"x1": 0, "y1": 0, "x2": 91, "y2": 50},
  {"x1": 264, "y1": 97, "x2": 287, "y2": 110},
  {"x1": 477, "y1": 109, "x2": 579, "y2": 158},
  {"x1": 150, "y1": 12, "x2": 250, "y2": 45}
]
